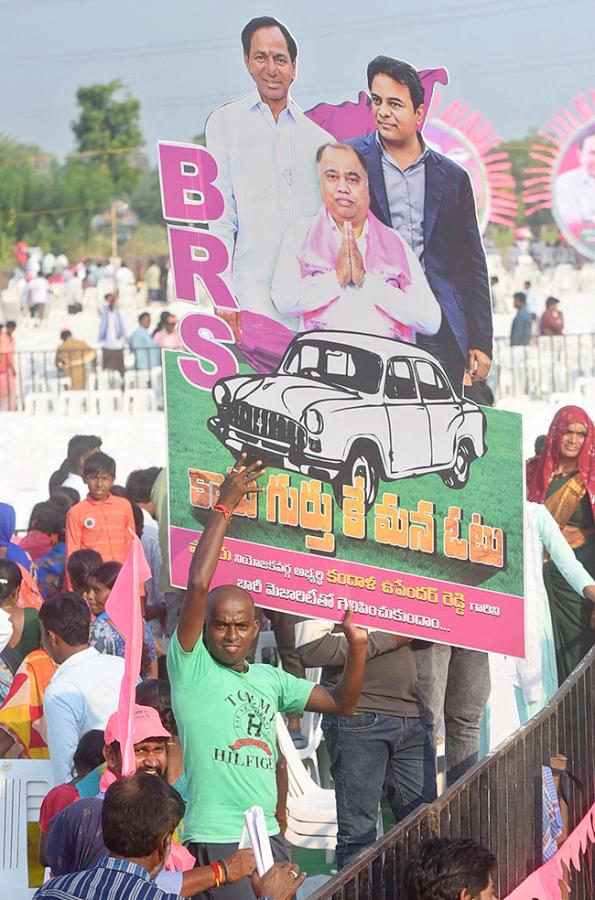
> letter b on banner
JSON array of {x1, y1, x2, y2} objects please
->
[{"x1": 158, "y1": 141, "x2": 224, "y2": 222}]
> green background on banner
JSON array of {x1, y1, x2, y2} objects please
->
[{"x1": 164, "y1": 350, "x2": 524, "y2": 596}]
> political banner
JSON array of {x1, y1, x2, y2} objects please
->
[
  {"x1": 524, "y1": 91, "x2": 595, "y2": 259},
  {"x1": 158, "y1": 15, "x2": 525, "y2": 655},
  {"x1": 164, "y1": 342, "x2": 524, "y2": 655}
]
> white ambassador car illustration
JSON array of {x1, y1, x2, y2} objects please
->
[{"x1": 208, "y1": 331, "x2": 487, "y2": 511}]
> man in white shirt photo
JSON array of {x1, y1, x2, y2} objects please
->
[
  {"x1": 272, "y1": 142, "x2": 441, "y2": 341},
  {"x1": 554, "y1": 125, "x2": 595, "y2": 229},
  {"x1": 205, "y1": 15, "x2": 333, "y2": 325},
  {"x1": 39, "y1": 591, "x2": 124, "y2": 782}
]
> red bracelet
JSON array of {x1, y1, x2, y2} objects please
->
[
  {"x1": 211, "y1": 861, "x2": 223, "y2": 887},
  {"x1": 213, "y1": 503, "x2": 232, "y2": 521}
]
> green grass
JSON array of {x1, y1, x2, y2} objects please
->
[{"x1": 164, "y1": 352, "x2": 524, "y2": 597}]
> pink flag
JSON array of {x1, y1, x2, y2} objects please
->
[{"x1": 105, "y1": 529, "x2": 151, "y2": 776}]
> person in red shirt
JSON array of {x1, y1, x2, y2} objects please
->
[
  {"x1": 540, "y1": 296, "x2": 564, "y2": 336},
  {"x1": 38, "y1": 729, "x2": 105, "y2": 867},
  {"x1": 66, "y1": 452, "x2": 135, "y2": 566}
]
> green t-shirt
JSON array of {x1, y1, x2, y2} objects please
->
[{"x1": 167, "y1": 631, "x2": 314, "y2": 843}]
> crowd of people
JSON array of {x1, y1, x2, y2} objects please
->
[
  {"x1": 11, "y1": 243, "x2": 171, "y2": 317},
  {"x1": 0, "y1": 12, "x2": 593, "y2": 898},
  {"x1": 0, "y1": 400, "x2": 592, "y2": 898},
  {"x1": 510, "y1": 282, "x2": 565, "y2": 347},
  {"x1": 0, "y1": 289, "x2": 183, "y2": 409}
]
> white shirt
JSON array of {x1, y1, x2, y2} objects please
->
[
  {"x1": 519, "y1": 502, "x2": 594, "y2": 703},
  {"x1": 104, "y1": 309, "x2": 125, "y2": 350},
  {"x1": 61, "y1": 472, "x2": 86, "y2": 501},
  {"x1": 115, "y1": 266, "x2": 135, "y2": 289},
  {"x1": 44, "y1": 646, "x2": 125, "y2": 782},
  {"x1": 42, "y1": 252, "x2": 56, "y2": 276},
  {"x1": 26, "y1": 276, "x2": 50, "y2": 307},
  {"x1": 0, "y1": 608, "x2": 13, "y2": 654},
  {"x1": 64, "y1": 275, "x2": 83, "y2": 305},
  {"x1": 271, "y1": 212, "x2": 441, "y2": 337},
  {"x1": 554, "y1": 165, "x2": 595, "y2": 224},
  {"x1": 205, "y1": 89, "x2": 333, "y2": 323}
]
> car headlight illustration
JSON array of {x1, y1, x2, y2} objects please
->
[
  {"x1": 213, "y1": 381, "x2": 231, "y2": 409},
  {"x1": 303, "y1": 407, "x2": 324, "y2": 434}
]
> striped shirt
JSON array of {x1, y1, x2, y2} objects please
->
[{"x1": 33, "y1": 856, "x2": 180, "y2": 899}]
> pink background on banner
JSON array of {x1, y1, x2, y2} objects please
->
[{"x1": 170, "y1": 526, "x2": 524, "y2": 657}]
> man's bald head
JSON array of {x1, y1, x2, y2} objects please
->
[
  {"x1": 205, "y1": 585, "x2": 260, "y2": 671},
  {"x1": 206, "y1": 585, "x2": 255, "y2": 621}
]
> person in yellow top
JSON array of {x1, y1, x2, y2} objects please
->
[{"x1": 55, "y1": 329, "x2": 96, "y2": 390}]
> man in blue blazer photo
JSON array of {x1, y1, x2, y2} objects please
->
[
  {"x1": 350, "y1": 57, "x2": 494, "y2": 784},
  {"x1": 349, "y1": 56, "x2": 493, "y2": 391}
]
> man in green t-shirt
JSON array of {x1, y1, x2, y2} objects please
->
[{"x1": 168, "y1": 455, "x2": 368, "y2": 899}]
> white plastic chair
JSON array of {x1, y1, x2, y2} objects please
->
[
  {"x1": 124, "y1": 388, "x2": 156, "y2": 414},
  {"x1": 276, "y1": 713, "x2": 337, "y2": 858},
  {"x1": 52, "y1": 377, "x2": 72, "y2": 394},
  {"x1": 57, "y1": 391, "x2": 92, "y2": 416},
  {"x1": 23, "y1": 392, "x2": 55, "y2": 415},
  {"x1": 574, "y1": 377, "x2": 595, "y2": 399},
  {"x1": 88, "y1": 370, "x2": 122, "y2": 392},
  {"x1": 296, "y1": 668, "x2": 323, "y2": 782},
  {"x1": 124, "y1": 370, "x2": 152, "y2": 390},
  {"x1": 254, "y1": 630, "x2": 280, "y2": 665},
  {"x1": 0, "y1": 759, "x2": 54, "y2": 899},
  {"x1": 93, "y1": 389, "x2": 124, "y2": 415}
]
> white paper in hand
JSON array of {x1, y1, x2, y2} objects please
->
[{"x1": 243, "y1": 805, "x2": 275, "y2": 876}]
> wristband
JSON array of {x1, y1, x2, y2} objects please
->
[
  {"x1": 218, "y1": 858, "x2": 229, "y2": 884},
  {"x1": 213, "y1": 503, "x2": 232, "y2": 521},
  {"x1": 210, "y1": 861, "x2": 223, "y2": 887}
]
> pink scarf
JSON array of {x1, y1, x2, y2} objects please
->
[{"x1": 297, "y1": 206, "x2": 413, "y2": 338}]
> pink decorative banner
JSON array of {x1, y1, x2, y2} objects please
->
[
  {"x1": 105, "y1": 530, "x2": 151, "y2": 777},
  {"x1": 170, "y1": 526, "x2": 524, "y2": 656},
  {"x1": 505, "y1": 802, "x2": 595, "y2": 899}
]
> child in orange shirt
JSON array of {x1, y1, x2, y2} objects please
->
[{"x1": 66, "y1": 452, "x2": 134, "y2": 566}]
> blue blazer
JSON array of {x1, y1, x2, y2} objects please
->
[{"x1": 349, "y1": 132, "x2": 493, "y2": 360}]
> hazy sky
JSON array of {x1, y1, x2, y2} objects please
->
[{"x1": 2, "y1": 0, "x2": 594, "y2": 160}]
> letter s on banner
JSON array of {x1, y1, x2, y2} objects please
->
[
  {"x1": 177, "y1": 313, "x2": 238, "y2": 391},
  {"x1": 168, "y1": 225, "x2": 237, "y2": 310},
  {"x1": 158, "y1": 141, "x2": 224, "y2": 222}
]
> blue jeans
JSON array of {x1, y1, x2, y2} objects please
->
[{"x1": 322, "y1": 712, "x2": 437, "y2": 869}]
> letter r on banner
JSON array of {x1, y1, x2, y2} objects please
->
[
  {"x1": 158, "y1": 141, "x2": 224, "y2": 222},
  {"x1": 168, "y1": 225, "x2": 237, "y2": 309}
]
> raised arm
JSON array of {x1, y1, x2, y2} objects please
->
[
  {"x1": 298, "y1": 629, "x2": 410, "y2": 668},
  {"x1": 305, "y1": 608, "x2": 368, "y2": 715},
  {"x1": 176, "y1": 455, "x2": 265, "y2": 652}
]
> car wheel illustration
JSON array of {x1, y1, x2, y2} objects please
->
[
  {"x1": 441, "y1": 439, "x2": 474, "y2": 489},
  {"x1": 333, "y1": 443, "x2": 380, "y2": 513}
]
